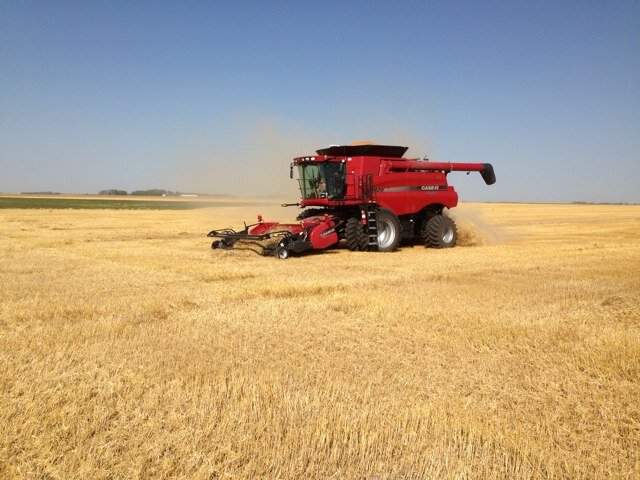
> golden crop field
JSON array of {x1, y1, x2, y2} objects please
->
[{"x1": 1, "y1": 201, "x2": 639, "y2": 479}]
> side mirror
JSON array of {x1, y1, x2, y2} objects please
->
[{"x1": 289, "y1": 163, "x2": 294, "y2": 179}]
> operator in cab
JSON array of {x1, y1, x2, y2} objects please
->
[{"x1": 317, "y1": 179, "x2": 327, "y2": 196}]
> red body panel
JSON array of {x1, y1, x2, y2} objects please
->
[
  {"x1": 296, "y1": 154, "x2": 484, "y2": 215},
  {"x1": 307, "y1": 219, "x2": 339, "y2": 249}
]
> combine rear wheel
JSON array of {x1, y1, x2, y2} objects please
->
[
  {"x1": 423, "y1": 215, "x2": 457, "y2": 248},
  {"x1": 376, "y1": 208, "x2": 401, "y2": 252},
  {"x1": 345, "y1": 217, "x2": 368, "y2": 251}
]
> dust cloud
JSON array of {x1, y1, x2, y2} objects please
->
[
  {"x1": 164, "y1": 116, "x2": 329, "y2": 202},
  {"x1": 449, "y1": 205, "x2": 508, "y2": 246},
  {"x1": 163, "y1": 112, "x2": 437, "y2": 201}
]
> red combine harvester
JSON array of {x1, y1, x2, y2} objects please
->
[{"x1": 208, "y1": 144, "x2": 495, "y2": 259}]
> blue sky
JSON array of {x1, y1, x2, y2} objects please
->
[{"x1": 1, "y1": 1, "x2": 639, "y2": 202}]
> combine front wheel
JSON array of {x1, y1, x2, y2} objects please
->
[
  {"x1": 423, "y1": 215, "x2": 457, "y2": 248},
  {"x1": 345, "y1": 217, "x2": 368, "y2": 251}
]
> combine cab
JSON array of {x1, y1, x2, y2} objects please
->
[{"x1": 208, "y1": 144, "x2": 495, "y2": 258}]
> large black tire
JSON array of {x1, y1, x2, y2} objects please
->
[
  {"x1": 295, "y1": 208, "x2": 327, "y2": 221},
  {"x1": 423, "y1": 215, "x2": 457, "y2": 248},
  {"x1": 345, "y1": 217, "x2": 368, "y2": 251},
  {"x1": 376, "y1": 208, "x2": 401, "y2": 252}
]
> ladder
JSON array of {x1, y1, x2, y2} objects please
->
[{"x1": 366, "y1": 207, "x2": 378, "y2": 249}]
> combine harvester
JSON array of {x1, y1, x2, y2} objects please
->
[{"x1": 208, "y1": 144, "x2": 495, "y2": 259}]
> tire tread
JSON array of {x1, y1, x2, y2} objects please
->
[
  {"x1": 295, "y1": 208, "x2": 328, "y2": 221},
  {"x1": 345, "y1": 217, "x2": 368, "y2": 251},
  {"x1": 423, "y1": 215, "x2": 457, "y2": 248}
]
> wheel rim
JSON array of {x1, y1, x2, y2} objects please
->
[
  {"x1": 278, "y1": 248, "x2": 289, "y2": 259},
  {"x1": 378, "y1": 218, "x2": 396, "y2": 249},
  {"x1": 442, "y1": 227, "x2": 454, "y2": 244}
]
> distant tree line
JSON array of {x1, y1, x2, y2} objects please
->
[
  {"x1": 99, "y1": 188, "x2": 183, "y2": 196},
  {"x1": 99, "y1": 189, "x2": 128, "y2": 195},
  {"x1": 131, "y1": 189, "x2": 180, "y2": 196},
  {"x1": 21, "y1": 191, "x2": 61, "y2": 195}
]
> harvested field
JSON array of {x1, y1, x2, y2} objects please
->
[{"x1": 1, "y1": 202, "x2": 639, "y2": 478}]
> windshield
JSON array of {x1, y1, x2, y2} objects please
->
[{"x1": 297, "y1": 162, "x2": 346, "y2": 200}]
